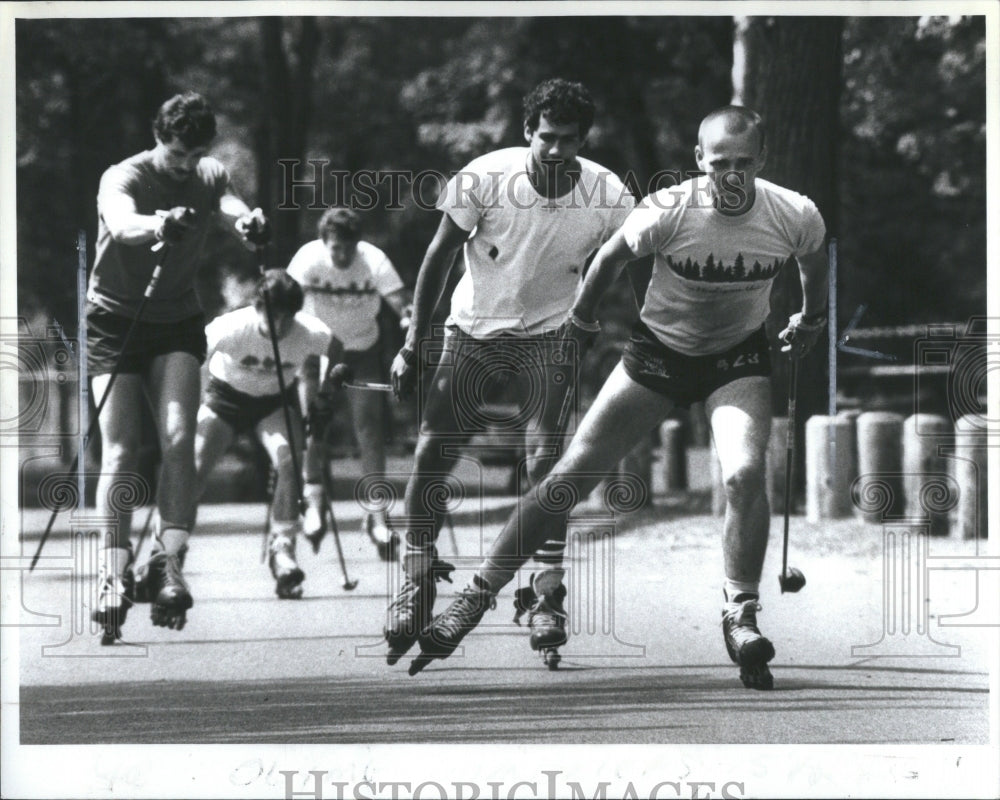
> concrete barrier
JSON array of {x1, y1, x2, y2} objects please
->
[
  {"x1": 659, "y1": 419, "x2": 687, "y2": 492},
  {"x1": 854, "y1": 411, "x2": 905, "y2": 522},
  {"x1": 806, "y1": 414, "x2": 858, "y2": 521},
  {"x1": 953, "y1": 413, "x2": 988, "y2": 540},
  {"x1": 902, "y1": 414, "x2": 952, "y2": 536}
]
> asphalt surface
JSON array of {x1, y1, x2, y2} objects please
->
[{"x1": 7, "y1": 457, "x2": 998, "y2": 799}]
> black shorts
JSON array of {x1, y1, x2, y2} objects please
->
[
  {"x1": 204, "y1": 376, "x2": 302, "y2": 435},
  {"x1": 86, "y1": 302, "x2": 207, "y2": 375},
  {"x1": 622, "y1": 321, "x2": 771, "y2": 408}
]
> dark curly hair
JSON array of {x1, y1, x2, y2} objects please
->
[
  {"x1": 318, "y1": 207, "x2": 362, "y2": 243},
  {"x1": 255, "y1": 269, "x2": 304, "y2": 316},
  {"x1": 523, "y1": 79, "x2": 595, "y2": 138},
  {"x1": 153, "y1": 92, "x2": 217, "y2": 149}
]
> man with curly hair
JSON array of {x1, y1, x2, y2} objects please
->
[{"x1": 385, "y1": 78, "x2": 635, "y2": 668}]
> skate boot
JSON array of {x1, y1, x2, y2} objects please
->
[
  {"x1": 91, "y1": 547, "x2": 134, "y2": 645},
  {"x1": 384, "y1": 546, "x2": 454, "y2": 666},
  {"x1": 410, "y1": 576, "x2": 497, "y2": 675},
  {"x1": 302, "y1": 488, "x2": 327, "y2": 555},
  {"x1": 366, "y1": 513, "x2": 399, "y2": 562},
  {"x1": 134, "y1": 543, "x2": 188, "y2": 603},
  {"x1": 140, "y1": 550, "x2": 193, "y2": 630},
  {"x1": 269, "y1": 533, "x2": 305, "y2": 599},
  {"x1": 722, "y1": 594, "x2": 775, "y2": 690},
  {"x1": 513, "y1": 570, "x2": 567, "y2": 670}
]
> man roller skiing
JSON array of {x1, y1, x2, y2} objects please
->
[
  {"x1": 135, "y1": 270, "x2": 332, "y2": 604},
  {"x1": 86, "y1": 92, "x2": 269, "y2": 641},
  {"x1": 384, "y1": 78, "x2": 635, "y2": 670},
  {"x1": 410, "y1": 106, "x2": 829, "y2": 689}
]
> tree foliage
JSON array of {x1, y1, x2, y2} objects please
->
[{"x1": 15, "y1": 13, "x2": 986, "y2": 355}]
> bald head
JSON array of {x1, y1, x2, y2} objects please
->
[{"x1": 698, "y1": 106, "x2": 765, "y2": 154}]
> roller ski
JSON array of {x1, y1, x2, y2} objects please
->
[
  {"x1": 384, "y1": 546, "x2": 454, "y2": 666},
  {"x1": 91, "y1": 549, "x2": 135, "y2": 645},
  {"x1": 409, "y1": 576, "x2": 496, "y2": 676},
  {"x1": 366, "y1": 513, "x2": 399, "y2": 562},
  {"x1": 722, "y1": 595, "x2": 775, "y2": 690},
  {"x1": 134, "y1": 543, "x2": 188, "y2": 602},
  {"x1": 136, "y1": 549, "x2": 193, "y2": 630},
  {"x1": 513, "y1": 571, "x2": 568, "y2": 671},
  {"x1": 269, "y1": 533, "x2": 305, "y2": 599}
]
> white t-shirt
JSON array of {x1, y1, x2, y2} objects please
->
[
  {"x1": 439, "y1": 147, "x2": 635, "y2": 338},
  {"x1": 622, "y1": 177, "x2": 826, "y2": 356},
  {"x1": 286, "y1": 239, "x2": 404, "y2": 351},
  {"x1": 205, "y1": 306, "x2": 332, "y2": 396}
]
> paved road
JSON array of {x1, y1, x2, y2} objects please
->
[{"x1": 15, "y1": 501, "x2": 994, "y2": 749}]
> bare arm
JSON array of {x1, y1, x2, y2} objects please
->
[
  {"x1": 795, "y1": 246, "x2": 829, "y2": 319},
  {"x1": 404, "y1": 214, "x2": 470, "y2": 350},
  {"x1": 219, "y1": 190, "x2": 258, "y2": 251},
  {"x1": 101, "y1": 190, "x2": 162, "y2": 246},
  {"x1": 570, "y1": 230, "x2": 638, "y2": 323}
]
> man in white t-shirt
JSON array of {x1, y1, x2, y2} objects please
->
[
  {"x1": 287, "y1": 208, "x2": 411, "y2": 559},
  {"x1": 414, "y1": 106, "x2": 829, "y2": 689},
  {"x1": 137, "y1": 270, "x2": 332, "y2": 611},
  {"x1": 385, "y1": 78, "x2": 635, "y2": 668}
]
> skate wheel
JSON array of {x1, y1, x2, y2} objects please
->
[
  {"x1": 541, "y1": 648, "x2": 561, "y2": 671},
  {"x1": 739, "y1": 662, "x2": 774, "y2": 690}
]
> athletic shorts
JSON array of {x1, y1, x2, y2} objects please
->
[
  {"x1": 342, "y1": 342, "x2": 383, "y2": 383},
  {"x1": 622, "y1": 321, "x2": 771, "y2": 408},
  {"x1": 204, "y1": 376, "x2": 302, "y2": 435},
  {"x1": 86, "y1": 302, "x2": 207, "y2": 376}
]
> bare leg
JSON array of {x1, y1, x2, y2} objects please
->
[
  {"x1": 91, "y1": 372, "x2": 146, "y2": 549},
  {"x1": 402, "y1": 360, "x2": 475, "y2": 548},
  {"x1": 258, "y1": 407, "x2": 307, "y2": 598},
  {"x1": 256, "y1": 407, "x2": 306, "y2": 525},
  {"x1": 146, "y1": 351, "x2": 202, "y2": 533},
  {"x1": 705, "y1": 376, "x2": 772, "y2": 585},
  {"x1": 479, "y1": 363, "x2": 675, "y2": 590},
  {"x1": 192, "y1": 406, "x2": 236, "y2": 515}
]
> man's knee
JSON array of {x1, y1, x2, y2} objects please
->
[
  {"x1": 160, "y1": 429, "x2": 196, "y2": 465},
  {"x1": 101, "y1": 440, "x2": 141, "y2": 472},
  {"x1": 723, "y1": 462, "x2": 767, "y2": 505}
]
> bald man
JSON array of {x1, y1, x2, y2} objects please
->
[{"x1": 412, "y1": 106, "x2": 829, "y2": 689}]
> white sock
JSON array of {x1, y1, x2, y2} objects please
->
[
  {"x1": 304, "y1": 483, "x2": 323, "y2": 507},
  {"x1": 101, "y1": 546, "x2": 132, "y2": 579},
  {"x1": 724, "y1": 579, "x2": 759, "y2": 602},
  {"x1": 158, "y1": 523, "x2": 190, "y2": 557}
]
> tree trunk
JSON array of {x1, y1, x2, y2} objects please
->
[
  {"x1": 259, "y1": 17, "x2": 321, "y2": 264},
  {"x1": 733, "y1": 15, "x2": 842, "y2": 502}
]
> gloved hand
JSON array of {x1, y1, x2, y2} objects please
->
[
  {"x1": 779, "y1": 311, "x2": 827, "y2": 358},
  {"x1": 390, "y1": 346, "x2": 417, "y2": 401},
  {"x1": 155, "y1": 207, "x2": 197, "y2": 244},
  {"x1": 236, "y1": 207, "x2": 271, "y2": 246}
]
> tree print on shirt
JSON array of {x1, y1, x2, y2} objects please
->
[{"x1": 666, "y1": 253, "x2": 785, "y2": 282}]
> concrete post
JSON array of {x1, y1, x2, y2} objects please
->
[
  {"x1": 659, "y1": 419, "x2": 687, "y2": 492},
  {"x1": 806, "y1": 414, "x2": 858, "y2": 521},
  {"x1": 902, "y1": 414, "x2": 952, "y2": 536},
  {"x1": 953, "y1": 414, "x2": 988, "y2": 540},
  {"x1": 854, "y1": 411, "x2": 905, "y2": 522}
]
